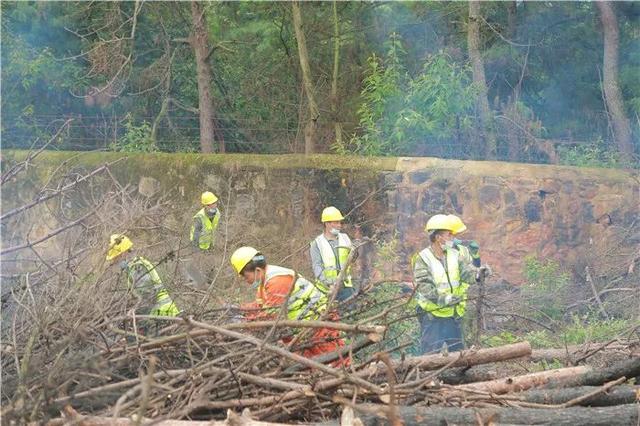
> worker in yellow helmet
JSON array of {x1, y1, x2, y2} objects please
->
[
  {"x1": 310, "y1": 206, "x2": 355, "y2": 302},
  {"x1": 107, "y1": 234, "x2": 180, "y2": 318},
  {"x1": 411, "y1": 214, "x2": 491, "y2": 354},
  {"x1": 230, "y1": 247, "x2": 347, "y2": 363},
  {"x1": 190, "y1": 191, "x2": 221, "y2": 251}
]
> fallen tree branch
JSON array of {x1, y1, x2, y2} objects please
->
[
  {"x1": 1, "y1": 160, "x2": 122, "y2": 222},
  {"x1": 1, "y1": 209, "x2": 96, "y2": 256}
]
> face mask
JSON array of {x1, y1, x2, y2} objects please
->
[
  {"x1": 207, "y1": 208, "x2": 218, "y2": 217},
  {"x1": 119, "y1": 260, "x2": 129, "y2": 271},
  {"x1": 330, "y1": 228, "x2": 340, "y2": 236},
  {"x1": 251, "y1": 269, "x2": 263, "y2": 289},
  {"x1": 440, "y1": 239, "x2": 454, "y2": 251}
]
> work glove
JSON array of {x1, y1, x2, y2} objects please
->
[
  {"x1": 438, "y1": 294, "x2": 462, "y2": 307},
  {"x1": 476, "y1": 264, "x2": 493, "y2": 281},
  {"x1": 221, "y1": 303, "x2": 243, "y2": 322},
  {"x1": 468, "y1": 241, "x2": 480, "y2": 258}
]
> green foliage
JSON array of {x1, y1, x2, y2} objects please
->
[
  {"x1": 557, "y1": 139, "x2": 630, "y2": 168},
  {"x1": 337, "y1": 34, "x2": 476, "y2": 156},
  {"x1": 525, "y1": 316, "x2": 631, "y2": 348},
  {"x1": 521, "y1": 255, "x2": 571, "y2": 321},
  {"x1": 3, "y1": 1, "x2": 639, "y2": 157},
  {"x1": 110, "y1": 118, "x2": 156, "y2": 153},
  {"x1": 481, "y1": 331, "x2": 521, "y2": 347},
  {"x1": 372, "y1": 231, "x2": 402, "y2": 274},
  {"x1": 350, "y1": 281, "x2": 420, "y2": 361}
]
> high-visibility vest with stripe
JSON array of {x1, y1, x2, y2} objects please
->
[
  {"x1": 314, "y1": 233, "x2": 353, "y2": 289},
  {"x1": 415, "y1": 248, "x2": 469, "y2": 318},
  {"x1": 190, "y1": 208, "x2": 220, "y2": 250},
  {"x1": 259, "y1": 265, "x2": 327, "y2": 321},
  {"x1": 127, "y1": 256, "x2": 180, "y2": 317}
]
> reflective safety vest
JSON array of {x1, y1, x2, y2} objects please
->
[
  {"x1": 314, "y1": 233, "x2": 353, "y2": 289},
  {"x1": 127, "y1": 256, "x2": 180, "y2": 317},
  {"x1": 190, "y1": 208, "x2": 220, "y2": 250},
  {"x1": 259, "y1": 265, "x2": 327, "y2": 321},
  {"x1": 415, "y1": 248, "x2": 468, "y2": 318}
]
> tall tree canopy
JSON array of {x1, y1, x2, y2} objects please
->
[{"x1": 2, "y1": 1, "x2": 639, "y2": 166}]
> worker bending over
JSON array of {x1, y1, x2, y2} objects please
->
[
  {"x1": 231, "y1": 246, "x2": 345, "y2": 359},
  {"x1": 107, "y1": 234, "x2": 180, "y2": 318}
]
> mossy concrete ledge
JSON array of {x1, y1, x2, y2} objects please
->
[{"x1": 2, "y1": 150, "x2": 638, "y2": 285}]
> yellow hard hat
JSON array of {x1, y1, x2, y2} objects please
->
[
  {"x1": 425, "y1": 214, "x2": 456, "y2": 233},
  {"x1": 447, "y1": 214, "x2": 467, "y2": 235},
  {"x1": 106, "y1": 234, "x2": 133, "y2": 261},
  {"x1": 201, "y1": 191, "x2": 218, "y2": 205},
  {"x1": 230, "y1": 246, "x2": 259, "y2": 275},
  {"x1": 321, "y1": 206, "x2": 344, "y2": 223}
]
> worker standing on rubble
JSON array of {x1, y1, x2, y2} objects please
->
[
  {"x1": 106, "y1": 234, "x2": 180, "y2": 317},
  {"x1": 230, "y1": 246, "x2": 346, "y2": 359},
  {"x1": 190, "y1": 191, "x2": 221, "y2": 251},
  {"x1": 412, "y1": 214, "x2": 491, "y2": 354},
  {"x1": 310, "y1": 206, "x2": 355, "y2": 301}
]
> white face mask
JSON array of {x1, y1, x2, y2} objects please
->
[
  {"x1": 440, "y1": 239, "x2": 454, "y2": 251},
  {"x1": 330, "y1": 228, "x2": 340, "y2": 236},
  {"x1": 119, "y1": 260, "x2": 129, "y2": 271}
]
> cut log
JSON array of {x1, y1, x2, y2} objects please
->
[
  {"x1": 353, "y1": 403, "x2": 640, "y2": 426},
  {"x1": 530, "y1": 343, "x2": 630, "y2": 364},
  {"x1": 437, "y1": 364, "x2": 503, "y2": 385},
  {"x1": 545, "y1": 356, "x2": 640, "y2": 388},
  {"x1": 45, "y1": 406, "x2": 303, "y2": 425},
  {"x1": 518, "y1": 385, "x2": 640, "y2": 406},
  {"x1": 453, "y1": 366, "x2": 591, "y2": 394},
  {"x1": 402, "y1": 342, "x2": 531, "y2": 370}
]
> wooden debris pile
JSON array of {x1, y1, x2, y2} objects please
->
[{"x1": 3, "y1": 309, "x2": 638, "y2": 425}]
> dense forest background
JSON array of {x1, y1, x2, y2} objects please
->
[{"x1": 2, "y1": 1, "x2": 639, "y2": 166}]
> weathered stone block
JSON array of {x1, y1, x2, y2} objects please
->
[
  {"x1": 382, "y1": 172, "x2": 403, "y2": 186},
  {"x1": 421, "y1": 189, "x2": 447, "y2": 214},
  {"x1": 138, "y1": 176, "x2": 161, "y2": 198},
  {"x1": 479, "y1": 185, "x2": 501, "y2": 208},
  {"x1": 524, "y1": 197, "x2": 542, "y2": 223},
  {"x1": 408, "y1": 171, "x2": 431, "y2": 185}
]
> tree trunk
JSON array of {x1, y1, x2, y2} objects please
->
[
  {"x1": 545, "y1": 356, "x2": 640, "y2": 389},
  {"x1": 467, "y1": 0, "x2": 497, "y2": 159},
  {"x1": 506, "y1": 1, "x2": 517, "y2": 40},
  {"x1": 331, "y1": 0, "x2": 343, "y2": 149},
  {"x1": 596, "y1": 1, "x2": 634, "y2": 157},
  {"x1": 402, "y1": 341, "x2": 531, "y2": 370},
  {"x1": 190, "y1": 1, "x2": 216, "y2": 153},
  {"x1": 356, "y1": 403, "x2": 640, "y2": 426},
  {"x1": 519, "y1": 385, "x2": 640, "y2": 407},
  {"x1": 454, "y1": 366, "x2": 591, "y2": 394},
  {"x1": 291, "y1": 0, "x2": 319, "y2": 155}
]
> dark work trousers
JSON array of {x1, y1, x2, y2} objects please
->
[
  {"x1": 336, "y1": 285, "x2": 356, "y2": 302},
  {"x1": 417, "y1": 307, "x2": 464, "y2": 354}
]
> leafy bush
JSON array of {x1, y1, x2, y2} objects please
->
[
  {"x1": 110, "y1": 117, "x2": 156, "y2": 153},
  {"x1": 556, "y1": 139, "x2": 626, "y2": 168},
  {"x1": 525, "y1": 316, "x2": 631, "y2": 348},
  {"x1": 521, "y1": 255, "x2": 571, "y2": 322},
  {"x1": 335, "y1": 34, "x2": 476, "y2": 156}
]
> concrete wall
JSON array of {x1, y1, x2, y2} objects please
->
[{"x1": 2, "y1": 151, "x2": 637, "y2": 285}]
